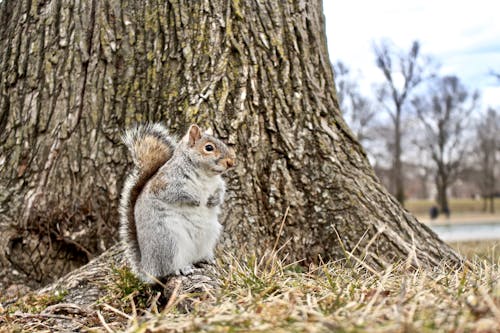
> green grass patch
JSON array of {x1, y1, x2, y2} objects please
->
[
  {"x1": 3, "y1": 289, "x2": 67, "y2": 314},
  {"x1": 102, "y1": 265, "x2": 153, "y2": 311}
]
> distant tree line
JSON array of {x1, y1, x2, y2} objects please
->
[{"x1": 334, "y1": 40, "x2": 499, "y2": 214}]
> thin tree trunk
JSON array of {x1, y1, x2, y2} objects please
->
[
  {"x1": 440, "y1": 188, "x2": 450, "y2": 217},
  {"x1": 393, "y1": 109, "x2": 405, "y2": 205},
  {"x1": 0, "y1": 0, "x2": 463, "y2": 290},
  {"x1": 489, "y1": 172, "x2": 496, "y2": 213},
  {"x1": 436, "y1": 172, "x2": 450, "y2": 216}
]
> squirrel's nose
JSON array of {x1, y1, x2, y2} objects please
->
[{"x1": 224, "y1": 158, "x2": 235, "y2": 169}]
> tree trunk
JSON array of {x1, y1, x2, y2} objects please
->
[
  {"x1": 437, "y1": 185, "x2": 450, "y2": 217},
  {"x1": 436, "y1": 170, "x2": 449, "y2": 216},
  {"x1": 489, "y1": 168, "x2": 495, "y2": 214},
  {"x1": 393, "y1": 108, "x2": 405, "y2": 205},
  {"x1": 0, "y1": 0, "x2": 462, "y2": 290}
]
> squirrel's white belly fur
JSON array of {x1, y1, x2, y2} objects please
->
[
  {"x1": 176, "y1": 174, "x2": 223, "y2": 267},
  {"x1": 134, "y1": 174, "x2": 223, "y2": 282},
  {"x1": 167, "y1": 205, "x2": 222, "y2": 269}
]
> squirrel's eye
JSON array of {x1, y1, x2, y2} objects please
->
[{"x1": 204, "y1": 144, "x2": 214, "y2": 152}]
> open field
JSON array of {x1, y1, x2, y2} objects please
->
[
  {"x1": 418, "y1": 213, "x2": 500, "y2": 225},
  {"x1": 406, "y1": 198, "x2": 499, "y2": 216}
]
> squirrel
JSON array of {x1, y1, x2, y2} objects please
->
[{"x1": 119, "y1": 123, "x2": 235, "y2": 283}]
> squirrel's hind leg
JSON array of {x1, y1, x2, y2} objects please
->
[
  {"x1": 175, "y1": 265, "x2": 195, "y2": 276},
  {"x1": 195, "y1": 255, "x2": 216, "y2": 266}
]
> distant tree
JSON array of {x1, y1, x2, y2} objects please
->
[
  {"x1": 373, "y1": 40, "x2": 435, "y2": 205},
  {"x1": 333, "y1": 61, "x2": 354, "y2": 110},
  {"x1": 412, "y1": 76, "x2": 479, "y2": 215},
  {"x1": 333, "y1": 61, "x2": 376, "y2": 143},
  {"x1": 490, "y1": 70, "x2": 500, "y2": 81},
  {"x1": 409, "y1": 142, "x2": 434, "y2": 199},
  {"x1": 474, "y1": 108, "x2": 499, "y2": 213}
]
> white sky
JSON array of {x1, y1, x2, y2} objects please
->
[{"x1": 323, "y1": 0, "x2": 500, "y2": 109}]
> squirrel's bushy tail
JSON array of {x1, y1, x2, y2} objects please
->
[{"x1": 119, "y1": 123, "x2": 176, "y2": 275}]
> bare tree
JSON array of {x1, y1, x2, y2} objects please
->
[
  {"x1": 474, "y1": 108, "x2": 499, "y2": 213},
  {"x1": 412, "y1": 76, "x2": 479, "y2": 215},
  {"x1": 490, "y1": 70, "x2": 500, "y2": 81},
  {"x1": 0, "y1": 0, "x2": 462, "y2": 291},
  {"x1": 333, "y1": 61, "x2": 376, "y2": 143},
  {"x1": 373, "y1": 40, "x2": 435, "y2": 205},
  {"x1": 333, "y1": 61, "x2": 354, "y2": 111}
]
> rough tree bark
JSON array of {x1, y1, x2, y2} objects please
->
[{"x1": 0, "y1": 0, "x2": 462, "y2": 291}]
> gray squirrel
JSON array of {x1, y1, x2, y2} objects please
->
[{"x1": 119, "y1": 123, "x2": 235, "y2": 283}]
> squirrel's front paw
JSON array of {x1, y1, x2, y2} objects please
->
[
  {"x1": 178, "y1": 194, "x2": 201, "y2": 207},
  {"x1": 176, "y1": 265, "x2": 195, "y2": 276},
  {"x1": 196, "y1": 256, "x2": 216, "y2": 266},
  {"x1": 207, "y1": 189, "x2": 222, "y2": 207}
]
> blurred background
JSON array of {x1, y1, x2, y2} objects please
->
[{"x1": 323, "y1": 0, "x2": 499, "y2": 245}]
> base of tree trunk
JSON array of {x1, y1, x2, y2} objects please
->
[{"x1": 1, "y1": 244, "x2": 219, "y2": 331}]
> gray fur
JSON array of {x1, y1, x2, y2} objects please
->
[
  {"x1": 207, "y1": 188, "x2": 223, "y2": 207},
  {"x1": 120, "y1": 124, "x2": 233, "y2": 284},
  {"x1": 119, "y1": 123, "x2": 177, "y2": 280}
]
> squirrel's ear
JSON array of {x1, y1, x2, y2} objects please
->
[{"x1": 188, "y1": 124, "x2": 202, "y2": 146}]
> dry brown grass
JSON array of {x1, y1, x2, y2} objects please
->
[
  {"x1": 451, "y1": 240, "x2": 500, "y2": 262},
  {"x1": 2, "y1": 245, "x2": 499, "y2": 332},
  {"x1": 119, "y1": 251, "x2": 500, "y2": 333}
]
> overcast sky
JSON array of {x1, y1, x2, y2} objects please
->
[{"x1": 323, "y1": 0, "x2": 500, "y2": 109}]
